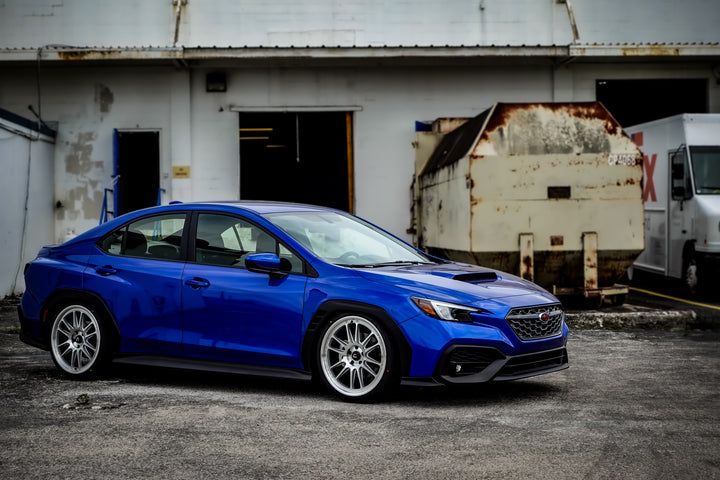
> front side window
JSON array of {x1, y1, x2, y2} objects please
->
[
  {"x1": 195, "y1": 213, "x2": 304, "y2": 273},
  {"x1": 690, "y1": 146, "x2": 720, "y2": 195},
  {"x1": 97, "y1": 213, "x2": 186, "y2": 260}
]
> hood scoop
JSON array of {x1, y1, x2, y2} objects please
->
[{"x1": 453, "y1": 272, "x2": 498, "y2": 283}]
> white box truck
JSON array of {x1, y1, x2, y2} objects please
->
[{"x1": 625, "y1": 114, "x2": 720, "y2": 294}]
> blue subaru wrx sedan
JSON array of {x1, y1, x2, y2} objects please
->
[{"x1": 19, "y1": 201, "x2": 568, "y2": 401}]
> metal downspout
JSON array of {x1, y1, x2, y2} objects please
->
[{"x1": 173, "y1": 0, "x2": 187, "y2": 47}]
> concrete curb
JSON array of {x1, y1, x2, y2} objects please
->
[{"x1": 566, "y1": 308, "x2": 697, "y2": 330}]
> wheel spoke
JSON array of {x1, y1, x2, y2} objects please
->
[
  {"x1": 356, "y1": 368, "x2": 365, "y2": 388},
  {"x1": 344, "y1": 322, "x2": 355, "y2": 344},
  {"x1": 361, "y1": 334, "x2": 376, "y2": 348},
  {"x1": 73, "y1": 311, "x2": 82, "y2": 329},
  {"x1": 331, "y1": 334, "x2": 347, "y2": 349},
  {"x1": 70, "y1": 349, "x2": 80, "y2": 370},
  {"x1": 56, "y1": 326, "x2": 72, "y2": 339},
  {"x1": 361, "y1": 363, "x2": 378, "y2": 378},
  {"x1": 335, "y1": 364, "x2": 350, "y2": 382},
  {"x1": 365, "y1": 356, "x2": 381, "y2": 367}
]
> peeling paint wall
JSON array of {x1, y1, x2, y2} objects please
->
[{"x1": 0, "y1": 67, "x2": 182, "y2": 242}]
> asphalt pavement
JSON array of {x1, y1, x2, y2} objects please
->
[{"x1": 1, "y1": 294, "x2": 719, "y2": 479}]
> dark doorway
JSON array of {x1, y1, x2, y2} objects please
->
[
  {"x1": 114, "y1": 130, "x2": 160, "y2": 215},
  {"x1": 596, "y1": 78, "x2": 708, "y2": 127},
  {"x1": 239, "y1": 112, "x2": 352, "y2": 212}
]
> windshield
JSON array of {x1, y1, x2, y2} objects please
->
[
  {"x1": 265, "y1": 211, "x2": 433, "y2": 267},
  {"x1": 690, "y1": 146, "x2": 720, "y2": 194}
]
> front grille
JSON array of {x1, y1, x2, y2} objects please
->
[
  {"x1": 498, "y1": 348, "x2": 568, "y2": 378},
  {"x1": 441, "y1": 346, "x2": 504, "y2": 377},
  {"x1": 505, "y1": 303, "x2": 564, "y2": 340}
]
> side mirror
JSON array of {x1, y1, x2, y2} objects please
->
[
  {"x1": 672, "y1": 186, "x2": 687, "y2": 198},
  {"x1": 671, "y1": 161, "x2": 685, "y2": 181},
  {"x1": 245, "y1": 253, "x2": 287, "y2": 279},
  {"x1": 670, "y1": 146, "x2": 692, "y2": 201}
]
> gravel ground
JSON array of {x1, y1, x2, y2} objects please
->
[{"x1": 1, "y1": 298, "x2": 718, "y2": 479}]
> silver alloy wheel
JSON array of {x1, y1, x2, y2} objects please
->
[
  {"x1": 319, "y1": 315, "x2": 387, "y2": 397},
  {"x1": 50, "y1": 305, "x2": 102, "y2": 375}
]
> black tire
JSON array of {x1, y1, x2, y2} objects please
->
[
  {"x1": 49, "y1": 302, "x2": 111, "y2": 378},
  {"x1": 682, "y1": 252, "x2": 699, "y2": 296},
  {"x1": 316, "y1": 314, "x2": 397, "y2": 402}
]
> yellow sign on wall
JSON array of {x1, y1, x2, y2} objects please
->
[{"x1": 172, "y1": 166, "x2": 191, "y2": 179}]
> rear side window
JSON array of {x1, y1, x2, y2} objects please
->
[{"x1": 97, "y1": 213, "x2": 187, "y2": 260}]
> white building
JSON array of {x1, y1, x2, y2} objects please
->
[{"x1": 1, "y1": 0, "x2": 719, "y2": 295}]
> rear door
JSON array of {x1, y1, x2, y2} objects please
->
[
  {"x1": 181, "y1": 212, "x2": 308, "y2": 368},
  {"x1": 85, "y1": 212, "x2": 188, "y2": 355}
]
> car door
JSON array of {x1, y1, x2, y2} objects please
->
[
  {"x1": 85, "y1": 212, "x2": 189, "y2": 355},
  {"x1": 181, "y1": 212, "x2": 308, "y2": 368}
]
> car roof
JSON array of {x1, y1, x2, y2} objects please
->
[
  {"x1": 188, "y1": 200, "x2": 338, "y2": 215},
  {"x1": 62, "y1": 201, "x2": 343, "y2": 246}
]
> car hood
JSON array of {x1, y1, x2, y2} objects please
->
[{"x1": 354, "y1": 262, "x2": 556, "y2": 305}]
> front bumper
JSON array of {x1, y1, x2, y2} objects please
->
[
  {"x1": 433, "y1": 344, "x2": 568, "y2": 384},
  {"x1": 401, "y1": 344, "x2": 568, "y2": 386}
]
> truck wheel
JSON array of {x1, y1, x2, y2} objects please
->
[{"x1": 682, "y1": 254, "x2": 699, "y2": 296}]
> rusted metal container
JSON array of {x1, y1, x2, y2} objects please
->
[{"x1": 413, "y1": 102, "x2": 644, "y2": 303}]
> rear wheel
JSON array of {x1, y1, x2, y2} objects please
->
[
  {"x1": 49, "y1": 303, "x2": 109, "y2": 378},
  {"x1": 317, "y1": 314, "x2": 396, "y2": 402}
]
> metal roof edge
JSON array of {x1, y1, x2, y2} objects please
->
[
  {"x1": 0, "y1": 45, "x2": 569, "y2": 62},
  {"x1": 2, "y1": 43, "x2": 718, "y2": 63},
  {"x1": 569, "y1": 42, "x2": 720, "y2": 57}
]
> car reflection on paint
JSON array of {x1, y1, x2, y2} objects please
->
[{"x1": 19, "y1": 201, "x2": 568, "y2": 402}]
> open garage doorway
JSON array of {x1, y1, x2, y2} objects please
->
[
  {"x1": 113, "y1": 130, "x2": 160, "y2": 216},
  {"x1": 239, "y1": 111, "x2": 353, "y2": 212},
  {"x1": 596, "y1": 78, "x2": 708, "y2": 127}
]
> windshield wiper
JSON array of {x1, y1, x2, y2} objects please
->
[{"x1": 338, "y1": 260, "x2": 431, "y2": 268}]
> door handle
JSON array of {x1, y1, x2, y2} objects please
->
[
  {"x1": 184, "y1": 277, "x2": 210, "y2": 289},
  {"x1": 96, "y1": 265, "x2": 117, "y2": 276}
]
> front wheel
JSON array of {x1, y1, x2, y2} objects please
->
[
  {"x1": 682, "y1": 254, "x2": 699, "y2": 296},
  {"x1": 317, "y1": 314, "x2": 396, "y2": 402},
  {"x1": 49, "y1": 303, "x2": 109, "y2": 378}
]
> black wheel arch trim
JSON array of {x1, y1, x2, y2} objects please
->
[
  {"x1": 39, "y1": 288, "x2": 122, "y2": 352},
  {"x1": 301, "y1": 300, "x2": 412, "y2": 378}
]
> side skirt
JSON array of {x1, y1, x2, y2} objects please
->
[{"x1": 112, "y1": 355, "x2": 312, "y2": 381}]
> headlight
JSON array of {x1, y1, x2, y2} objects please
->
[{"x1": 411, "y1": 297, "x2": 480, "y2": 323}]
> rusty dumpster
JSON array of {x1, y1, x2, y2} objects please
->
[{"x1": 413, "y1": 102, "x2": 644, "y2": 304}]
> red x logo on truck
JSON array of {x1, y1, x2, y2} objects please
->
[
  {"x1": 632, "y1": 132, "x2": 657, "y2": 203},
  {"x1": 643, "y1": 153, "x2": 657, "y2": 202}
]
